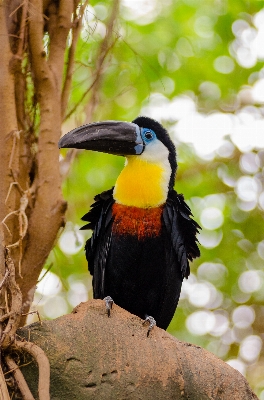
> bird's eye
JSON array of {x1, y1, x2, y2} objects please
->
[{"x1": 144, "y1": 131, "x2": 153, "y2": 140}]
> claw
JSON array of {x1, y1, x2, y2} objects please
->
[
  {"x1": 104, "y1": 296, "x2": 114, "y2": 317},
  {"x1": 143, "y1": 315, "x2": 156, "y2": 337}
]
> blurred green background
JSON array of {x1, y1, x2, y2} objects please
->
[{"x1": 33, "y1": 0, "x2": 264, "y2": 396}]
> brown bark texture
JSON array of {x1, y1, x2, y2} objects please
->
[
  {"x1": 17, "y1": 300, "x2": 259, "y2": 400},
  {"x1": 0, "y1": 0, "x2": 88, "y2": 397},
  {"x1": 0, "y1": 0, "x2": 120, "y2": 326},
  {"x1": 0, "y1": 0, "x2": 74, "y2": 330}
]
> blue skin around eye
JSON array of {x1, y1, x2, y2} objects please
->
[{"x1": 141, "y1": 128, "x2": 156, "y2": 144}]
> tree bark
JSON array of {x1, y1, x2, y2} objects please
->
[
  {"x1": 16, "y1": 300, "x2": 259, "y2": 400},
  {"x1": 0, "y1": 2, "x2": 20, "y2": 245},
  {"x1": 17, "y1": 0, "x2": 69, "y2": 314}
]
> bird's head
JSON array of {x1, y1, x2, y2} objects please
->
[{"x1": 59, "y1": 116, "x2": 177, "y2": 190}]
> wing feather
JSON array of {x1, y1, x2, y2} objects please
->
[
  {"x1": 82, "y1": 188, "x2": 114, "y2": 298},
  {"x1": 163, "y1": 190, "x2": 200, "y2": 279}
]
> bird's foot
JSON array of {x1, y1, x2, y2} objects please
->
[
  {"x1": 103, "y1": 296, "x2": 114, "y2": 317},
  {"x1": 143, "y1": 315, "x2": 156, "y2": 337}
]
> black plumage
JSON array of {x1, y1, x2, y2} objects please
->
[
  {"x1": 59, "y1": 116, "x2": 200, "y2": 331},
  {"x1": 82, "y1": 189, "x2": 200, "y2": 330}
]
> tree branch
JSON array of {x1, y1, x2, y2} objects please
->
[
  {"x1": 18, "y1": 0, "x2": 67, "y2": 315},
  {"x1": 13, "y1": 340, "x2": 50, "y2": 400},
  {"x1": 61, "y1": 0, "x2": 89, "y2": 119},
  {"x1": 65, "y1": 0, "x2": 120, "y2": 121},
  {"x1": 16, "y1": 0, "x2": 28, "y2": 59},
  {"x1": 65, "y1": 37, "x2": 118, "y2": 121},
  {"x1": 1, "y1": 250, "x2": 22, "y2": 349},
  {"x1": 5, "y1": 355, "x2": 34, "y2": 400},
  {"x1": 85, "y1": 0, "x2": 119, "y2": 121},
  {"x1": 0, "y1": 363, "x2": 10, "y2": 400},
  {"x1": 47, "y1": 0, "x2": 74, "y2": 94},
  {"x1": 0, "y1": 2, "x2": 20, "y2": 239},
  {"x1": 17, "y1": 300, "x2": 259, "y2": 400}
]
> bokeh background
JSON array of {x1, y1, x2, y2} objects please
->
[{"x1": 31, "y1": 0, "x2": 264, "y2": 396}]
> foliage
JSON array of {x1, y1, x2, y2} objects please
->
[{"x1": 34, "y1": 0, "x2": 264, "y2": 397}]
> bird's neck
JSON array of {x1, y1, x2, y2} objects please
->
[{"x1": 113, "y1": 156, "x2": 171, "y2": 208}]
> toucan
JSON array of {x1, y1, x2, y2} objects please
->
[{"x1": 59, "y1": 116, "x2": 200, "y2": 335}]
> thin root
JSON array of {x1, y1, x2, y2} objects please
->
[
  {"x1": 2, "y1": 184, "x2": 32, "y2": 277},
  {"x1": 12, "y1": 340, "x2": 50, "y2": 400},
  {"x1": 22, "y1": 310, "x2": 42, "y2": 325},
  {"x1": 5, "y1": 355, "x2": 34, "y2": 400}
]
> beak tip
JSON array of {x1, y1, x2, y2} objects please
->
[
  {"x1": 58, "y1": 137, "x2": 65, "y2": 149},
  {"x1": 58, "y1": 135, "x2": 75, "y2": 149}
]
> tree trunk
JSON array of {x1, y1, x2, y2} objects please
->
[
  {"x1": 0, "y1": 1, "x2": 260, "y2": 399},
  {"x1": 17, "y1": 300, "x2": 259, "y2": 400}
]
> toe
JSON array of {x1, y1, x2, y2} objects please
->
[
  {"x1": 103, "y1": 296, "x2": 114, "y2": 317},
  {"x1": 143, "y1": 315, "x2": 156, "y2": 337}
]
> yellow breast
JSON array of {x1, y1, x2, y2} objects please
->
[{"x1": 113, "y1": 157, "x2": 170, "y2": 208}]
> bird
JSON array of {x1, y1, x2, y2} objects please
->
[{"x1": 58, "y1": 116, "x2": 200, "y2": 335}]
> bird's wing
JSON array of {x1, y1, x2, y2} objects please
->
[
  {"x1": 162, "y1": 190, "x2": 201, "y2": 280},
  {"x1": 81, "y1": 188, "x2": 114, "y2": 299},
  {"x1": 155, "y1": 190, "x2": 200, "y2": 329}
]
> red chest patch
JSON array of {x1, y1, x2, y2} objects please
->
[{"x1": 112, "y1": 203, "x2": 163, "y2": 239}]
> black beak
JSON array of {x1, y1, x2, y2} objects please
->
[{"x1": 58, "y1": 121, "x2": 144, "y2": 156}]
